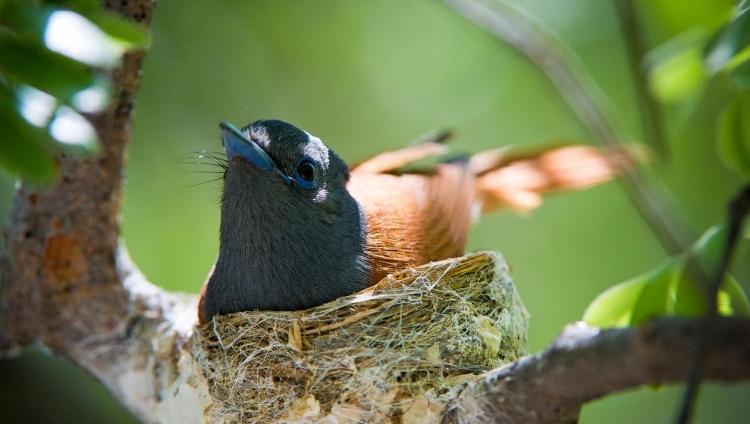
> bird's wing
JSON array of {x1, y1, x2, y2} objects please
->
[
  {"x1": 348, "y1": 161, "x2": 476, "y2": 285},
  {"x1": 350, "y1": 142, "x2": 449, "y2": 175},
  {"x1": 419, "y1": 161, "x2": 476, "y2": 260}
]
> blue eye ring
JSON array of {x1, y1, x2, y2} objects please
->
[{"x1": 294, "y1": 156, "x2": 318, "y2": 189}]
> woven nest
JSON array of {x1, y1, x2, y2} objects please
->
[{"x1": 195, "y1": 251, "x2": 529, "y2": 423}]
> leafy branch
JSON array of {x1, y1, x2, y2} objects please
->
[
  {"x1": 443, "y1": 0, "x2": 694, "y2": 255},
  {"x1": 0, "y1": 0, "x2": 147, "y2": 180}
]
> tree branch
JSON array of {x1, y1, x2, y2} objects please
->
[
  {"x1": 0, "y1": 0, "x2": 154, "y2": 353},
  {"x1": 443, "y1": 317, "x2": 750, "y2": 424},
  {"x1": 613, "y1": 0, "x2": 669, "y2": 160},
  {"x1": 0, "y1": 1, "x2": 208, "y2": 421}
]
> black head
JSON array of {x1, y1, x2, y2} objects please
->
[{"x1": 199, "y1": 119, "x2": 370, "y2": 322}]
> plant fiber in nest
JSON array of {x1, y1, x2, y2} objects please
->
[{"x1": 195, "y1": 251, "x2": 529, "y2": 423}]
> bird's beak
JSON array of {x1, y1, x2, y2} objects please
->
[
  {"x1": 220, "y1": 121, "x2": 291, "y2": 183},
  {"x1": 220, "y1": 121, "x2": 276, "y2": 170}
]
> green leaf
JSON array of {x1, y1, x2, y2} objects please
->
[
  {"x1": 0, "y1": 1, "x2": 146, "y2": 48},
  {"x1": 0, "y1": 2, "x2": 53, "y2": 39},
  {"x1": 718, "y1": 274, "x2": 750, "y2": 317},
  {"x1": 583, "y1": 274, "x2": 649, "y2": 328},
  {"x1": 693, "y1": 224, "x2": 726, "y2": 269},
  {"x1": 705, "y1": 8, "x2": 750, "y2": 73},
  {"x1": 585, "y1": 223, "x2": 750, "y2": 328},
  {"x1": 690, "y1": 223, "x2": 750, "y2": 317},
  {"x1": 0, "y1": 35, "x2": 95, "y2": 103},
  {"x1": 647, "y1": 31, "x2": 707, "y2": 104},
  {"x1": 731, "y1": 59, "x2": 750, "y2": 89},
  {"x1": 672, "y1": 263, "x2": 708, "y2": 317},
  {"x1": 646, "y1": 0, "x2": 733, "y2": 37},
  {"x1": 672, "y1": 266, "x2": 750, "y2": 318},
  {"x1": 629, "y1": 259, "x2": 681, "y2": 326},
  {"x1": 673, "y1": 224, "x2": 750, "y2": 317},
  {"x1": 87, "y1": 12, "x2": 148, "y2": 48},
  {"x1": 44, "y1": 0, "x2": 99, "y2": 16},
  {"x1": 717, "y1": 93, "x2": 750, "y2": 175},
  {"x1": 0, "y1": 87, "x2": 56, "y2": 180}
]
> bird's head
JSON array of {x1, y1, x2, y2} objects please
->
[
  {"x1": 220, "y1": 119, "x2": 351, "y2": 215},
  {"x1": 199, "y1": 119, "x2": 369, "y2": 322}
]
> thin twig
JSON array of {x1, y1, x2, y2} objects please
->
[
  {"x1": 442, "y1": 0, "x2": 693, "y2": 255},
  {"x1": 613, "y1": 0, "x2": 669, "y2": 160},
  {"x1": 674, "y1": 183, "x2": 750, "y2": 424}
]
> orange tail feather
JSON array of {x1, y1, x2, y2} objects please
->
[{"x1": 474, "y1": 145, "x2": 635, "y2": 214}]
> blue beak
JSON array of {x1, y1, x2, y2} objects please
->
[{"x1": 220, "y1": 121, "x2": 291, "y2": 183}]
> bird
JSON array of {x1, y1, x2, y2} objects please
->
[{"x1": 197, "y1": 119, "x2": 630, "y2": 323}]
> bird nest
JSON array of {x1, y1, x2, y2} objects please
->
[{"x1": 194, "y1": 251, "x2": 529, "y2": 423}]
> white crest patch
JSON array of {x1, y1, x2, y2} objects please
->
[
  {"x1": 304, "y1": 132, "x2": 331, "y2": 201},
  {"x1": 305, "y1": 132, "x2": 330, "y2": 168},
  {"x1": 245, "y1": 126, "x2": 270, "y2": 148}
]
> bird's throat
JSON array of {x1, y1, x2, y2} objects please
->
[{"x1": 199, "y1": 169, "x2": 370, "y2": 322}]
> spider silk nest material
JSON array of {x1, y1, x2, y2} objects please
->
[{"x1": 195, "y1": 251, "x2": 529, "y2": 423}]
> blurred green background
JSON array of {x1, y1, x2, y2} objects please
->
[{"x1": 2, "y1": 0, "x2": 749, "y2": 422}]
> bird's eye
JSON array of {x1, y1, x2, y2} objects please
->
[{"x1": 294, "y1": 157, "x2": 318, "y2": 189}]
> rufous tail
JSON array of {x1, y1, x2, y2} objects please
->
[{"x1": 472, "y1": 144, "x2": 636, "y2": 214}]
